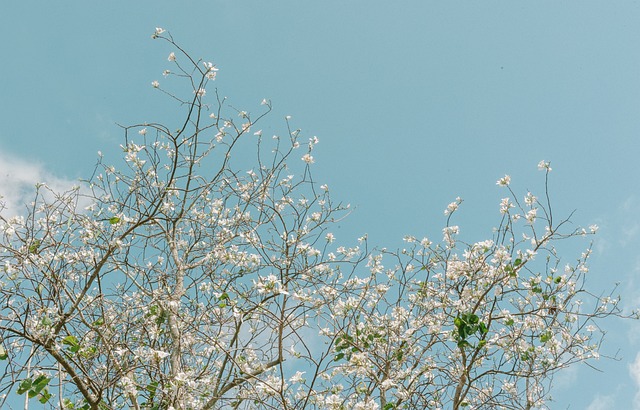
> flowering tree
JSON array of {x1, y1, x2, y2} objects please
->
[{"x1": 0, "y1": 29, "x2": 629, "y2": 410}]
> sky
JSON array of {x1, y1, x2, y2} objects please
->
[{"x1": 1, "y1": 1, "x2": 640, "y2": 408}]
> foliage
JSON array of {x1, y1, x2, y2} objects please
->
[{"x1": 0, "y1": 29, "x2": 630, "y2": 410}]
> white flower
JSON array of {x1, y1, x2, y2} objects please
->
[
  {"x1": 525, "y1": 208, "x2": 537, "y2": 223},
  {"x1": 502, "y1": 381, "x2": 517, "y2": 396},
  {"x1": 168, "y1": 52, "x2": 176, "y2": 61},
  {"x1": 324, "y1": 395, "x2": 342, "y2": 408},
  {"x1": 253, "y1": 274, "x2": 288, "y2": 295},
  {"x1": 154, "y1": 349, "x2": 170, "y2": 359},
  {"x1": 524, "y1": 192, "x2": 537, "y2": 206},
  {"x1": 301, "y1": 154, "x2": 314, "y2": 164},
  {"x1": 442, "y1": 225, "x2": 459, "y2": 246},
  {"x1": 444, "y1": 197, "x2": 461, "y2": 215},
  {"x1": 138, "y1": 128, "x2": 147, "y2": 136},
  {"x1": 203, "y1": 62, "x2": 219, "y2": 80},
  {"x1": 151, "y1": 80, "x2": 160, "y2": 88},
  {"x1": 496, "y1": 175, "x2": 511, "y2": 186},
  {"x1": 289, "y1": 371, "x2": 306, "y2": 384},
  {"x1": 152, "y1": 27, "x2": 165, "y2": 38},
  {"x1": 500, "y1": 198, "x2": 514, "y2": 214},
  {"x1": 353, "y1": 398, "x2": 379, "y2": 410},
  {"x1": 537, "y1": 160, "x2": 552, "y2": 171},
  {"x1": 380, "y1": 379, "x2": 396, "y2": 390},
  {"x1": 194, "y1": 88, "x2": 206, "y2": 97}
]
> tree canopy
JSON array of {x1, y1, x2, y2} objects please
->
[{"x1": 0, "y1": 29, "x2": 631, "y2": 410}]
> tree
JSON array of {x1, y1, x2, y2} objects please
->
[{"x1": 0, "y1": 28, "x2": 631, "y2": 410}]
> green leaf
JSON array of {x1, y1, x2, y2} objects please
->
[
  {"x1": 31, "y1": 375, "x2": 50, "y2": 395},
  {"x1": 80, "y1": 346, "x2": 97, "y2": 358},
  {"x1": 505, "y1": 318, "x2": 514, "y2": 326},
  {"x1": 92, "y1": 317, "x2": 104, "y2": 327},
  {"x1": 554, "y1": 276, "x2": 562, "y2": 284},
  {"x1": 146, "y1": 305, "x2": 160, "y2": 321},
  {"x1": 464, "y1": 313, "x2": 479, "y2": 324},
  {"x1": 62, "y1": 336, "x2": 81, "y2": 353},
  {"x1": 17, "y1": 378, "x2": 32, "y2": 395},
  {"x1": 109, "y1": 217, "x2": 120, "y2": 224},
  {"x1": 28, "y1": 239, "x2": 41, "y2": 254},
  {"x1": 540, "y1": 332, "x2": 552, "y2": 343},
  {"x1": 514, "y1": 258, "x2": 522, "y2": 266},
  {"x1": 505, "y1": 264, "x2": 515, "y2": 277},
  {"x1": 155, "y1": 311, "x2": 166, "y2": 325},
  {"x1": 217, "y1": 292, "x2": 231, "y2": 307},
  {"x1": 457, "y1": 340, "x2": 471, "y2": 349},
  {"x1": 62, "y1": 335, "x2": 79, "y2": 347},
  {"x1": 146, "y1": 381, "x2": 159, "y2": 393},
  {"x1": 458, "y1": 326, "x2": 468, "y2": 340},
  {"x1": 0, "y1": 345, "x2": 7, "y2": 360}
]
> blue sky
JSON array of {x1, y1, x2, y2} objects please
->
[{"x1": 1, "y1": 2, "x2": 639, "y2": 408}]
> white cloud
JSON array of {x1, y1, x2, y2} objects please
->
[
  {"x1": 552, "y1": 364, "x2": 579, "y2": 391},
  {"x1": 0, "y1": 151, "x2": 80, "y2": 217},
  {"x1": 629, "y1": 352, "x2": 640, "y2": 409},
  {"x1": 586, "y1": 393, "x2": 616, "y2": 410},
  {"x1": 621, "y1": 196, "x2": 636, "y2": 213},
  {"x1": 616, "y1": 196, "x2": 640, "y2": 247}
]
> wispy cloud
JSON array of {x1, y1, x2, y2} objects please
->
[
  {"x1": 586, "y1": 393, "x2": 616, "y2": 410},
  {"x1": 616, "y1": 195, "x2": 640, "y2": 248},
  {"x1": 0, "y1": 151, "x2": 80, "y2": 217},
  {"x1": 629, "y1": 352, "x2": 640, "y2": 409},
  {"x1": 552, "y1": 364, "x2": 579, "y2": 391}
]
